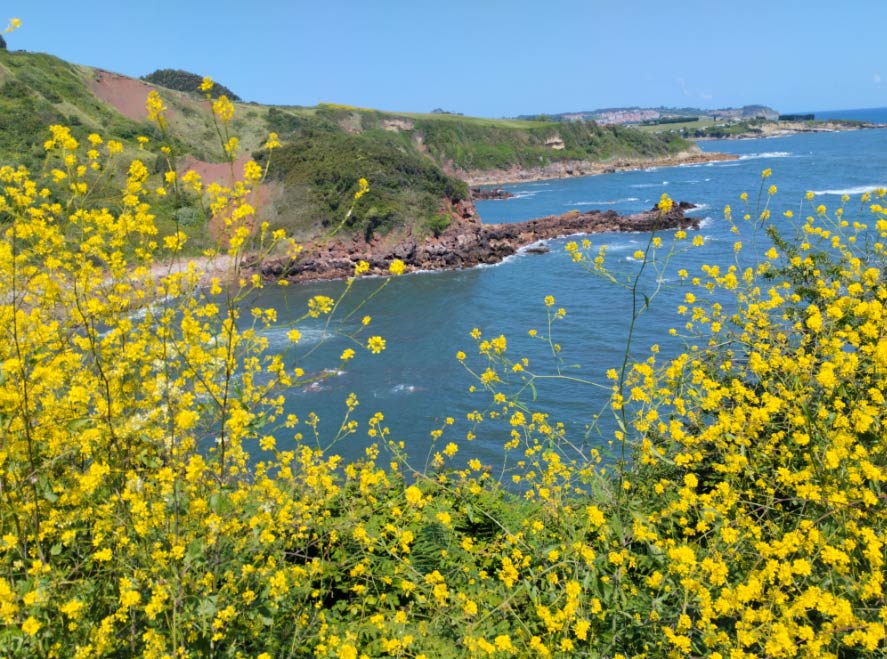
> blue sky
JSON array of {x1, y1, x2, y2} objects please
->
[{"x1": 7, "y1": 0, "x2": 887, "y2": 117}]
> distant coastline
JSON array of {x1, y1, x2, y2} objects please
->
[
  {"x1": 458, "y1": 148, "x2": 737, "y2": 187},
  {"x1": 691, "y1": 119, "x2": 883, "y2": 141}
]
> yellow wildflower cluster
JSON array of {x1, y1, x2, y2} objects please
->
[{"x1": 3, "y1": 78, "x2": 887, "y2": 658}]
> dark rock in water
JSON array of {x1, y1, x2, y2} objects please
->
[
  {"x1": 253, "y1": 202, "x2": 700, "y2": 283},
  {"x1": 470, "y1": 186, "x2": 515, "y2": 201},
  {"x1": 523, "y1": 245, "x2": 550, "y2": 255}
]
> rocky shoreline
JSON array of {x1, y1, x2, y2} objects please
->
[
  {"x1": 470, "y1": 186, "x2": 514, "y2": 201},
  {"x1": 457, "y1": 148, "x2": 737, "y2": 187},
  {"x1": 255, "y1": 202, "x2": 700, "y2": 284},
  {"x1": 694, "y1": 120, "x2": 883, "y2": 141}
]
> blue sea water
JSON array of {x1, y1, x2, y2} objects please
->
[
  {"x1": 810, "y1": 106, "x2": 887, "y2": 123},
  {"x1": 253, "y1": 124, "x2": 887, "y2": 465}
]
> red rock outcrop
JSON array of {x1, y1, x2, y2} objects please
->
[{"x1": 255, "y1": 202, "x2": 698, "y2": 283}]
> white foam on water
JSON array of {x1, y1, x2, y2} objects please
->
[
  {"x1": 516, "y1": 240, "x2": 549, "y2": 254},
  {"x1": 737, "y1": 151, "x2": 793, "y2": 160},
  {"x1": 259, "y1": 326, "x2": 332, "y2": 347},
  {"x1": 811, "y1": 184, "x2": 885, "y2": 196},
  {"x1": 566, "y1": 197, "x2": 640, "y2": 206},
  {"x1": 630, "y1": 181, "x2": 670, "y2": 188},
  {"x1": 391, "y1": 383, "x2": 417, "y2": 394}
]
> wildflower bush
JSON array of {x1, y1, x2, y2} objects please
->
[{"x1": 2, "y1": 21, "x2": 887, "y2": 658}]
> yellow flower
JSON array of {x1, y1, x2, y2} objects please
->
[
  {"x1": 212, "y1": 95, "x2": 235, "y2": 123},
  {"x1": 338, "y1": 645, "x2": 358, "y2": 659},
  {"x1": 405, "y1": 485, "x2": 423, "y2": 505},
  {"x1": 199, "y1": 76, "x2": 214, "y2": 93},
  {"x1": 21, "y1": 616, "x2": 40, "y2": 636},
  {"x1": 146, "y1": 91, "x2": 167, "y2": 126},
  {"x1": 93, "y1": 547, "x2": 112, "y2": 561},
  {"x1": 586, "y1": 505, "x2": 605, "y2": 526},
  {"x1": 308, "y1": 295, "x2": 334, "y2": 317},
  {"x1": 761, "y1": 167, "x2": 772, "y2": 178},
  {"x1": 354, "y1": 177, "x2": 370, "y2": 200},
  {"x1": 494, "y1": 634, "x2": 514, "y2": 651},
  {"x1": 367, "y1": 336, "x2": 386, "y2": 354},
  {"x1": 389, "y1": 259, "x2": 406, "y2": 275}
]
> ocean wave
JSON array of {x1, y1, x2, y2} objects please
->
[
  {"x1": 390, "y1": 383, "x2": 418, "y2": 394},
  {"x1": 599, "y1": 240, "x2": 643, "y2": 254},
  {"x1": 699, "y1": 216, "x2": 714, "y2": 229},
  {"x1": 516, "y1": 240, "x2": 549, "y2": 254},
  {"x1": 737, "y1": 151, "x2": 793, "y2": 160},
  {"x1": 630, "y1": 181, "x2": 669, "y2": 188},
  {"x1": 811, "y1": 184, "x2": 885, "y2": 196},
  {"x1": 299, "y1": 368, "x2": 346, "y2": 393},
  {"x1": 706, "y1": 161, "x2": 741, "y2": 167},
  {"x1": 566, "y1": 197, "x2": 640, "y2": 206},
  {"x1": 474, "y1": 252, "x2": 521, "y2": 269},
  {"x1": 259, "y1": 326, "x2": 332, "y2": 347}
]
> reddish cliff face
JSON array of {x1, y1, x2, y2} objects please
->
[{"x1": 90, "y1": 69, "x2": 153, "y2": 121}]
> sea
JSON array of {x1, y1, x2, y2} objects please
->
[{"x1": 248, "y1": 108, "x2": 887, "y2": 467}]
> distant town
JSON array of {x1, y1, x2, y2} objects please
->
[{"x1": 517, "y1": 105, "x2": 781, "y2": 125}]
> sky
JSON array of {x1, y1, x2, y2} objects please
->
[{"x1": 6, "y1": 0, "x2": 887, "y2": 118}]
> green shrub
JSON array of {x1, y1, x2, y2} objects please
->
[
  {"x1": 425, "y1": 212, "x2": 451, "y2": 237},
  {"x1": 142, "y1": 68, "x2": 241, "y2": 100}
]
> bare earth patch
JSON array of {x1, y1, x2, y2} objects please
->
[{"x1": 89, "y1": 69, "x2": 154, "y2": 122}]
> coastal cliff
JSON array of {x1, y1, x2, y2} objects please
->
[
  {"x1": 255, "y1": 202, "x2": 699, "y2": 283},
  {"x1": 460, "y1": 148, "x2": 738, "y2": 186}
]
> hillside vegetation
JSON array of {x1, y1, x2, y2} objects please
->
[
  {"x1": 142, "y1": 68, "x2": 241, "y2": 100},
  {"x1": 0, "y1": 52, "x2": 145, "y2": 168},
  {"x1": 0, "y1": 49, "x2": 692, "y2": 242}
]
